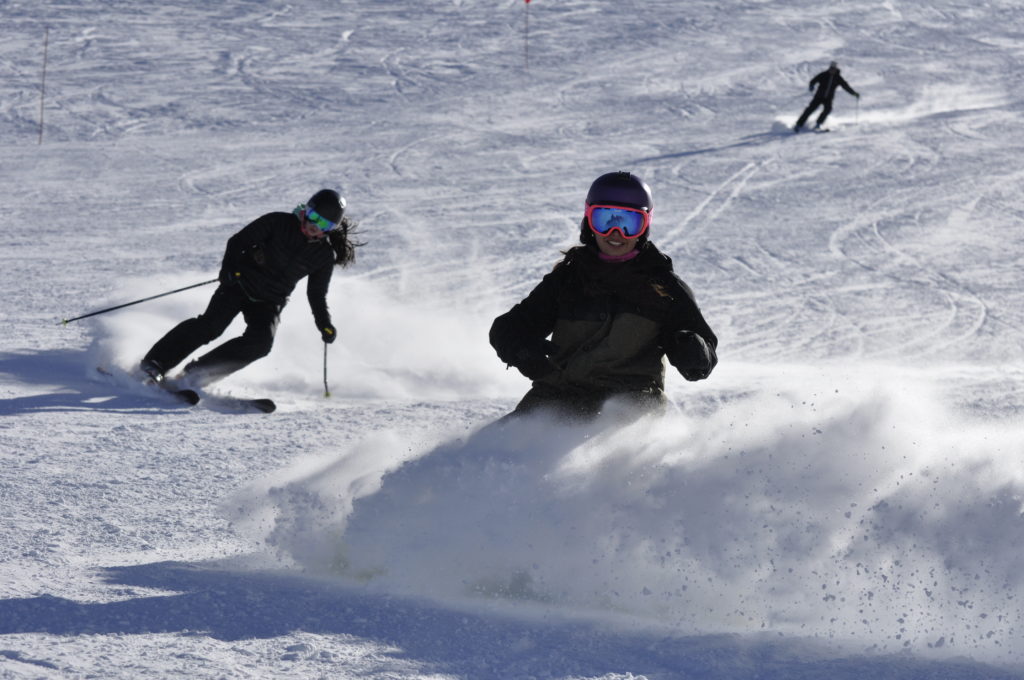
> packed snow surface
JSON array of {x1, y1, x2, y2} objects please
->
[{"x1": 2, "y1": 0, "x2": 1024, "y2": 678}]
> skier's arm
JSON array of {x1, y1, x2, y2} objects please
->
[
  {"x1": 839, "y1": 76, "x2": 859, "y2": 97},
  {"x1": 659, "y1": 275, "x2": 718, "y2": 381},
  {"x1": 808, "y1": 73, "x2": 823, "y2": 92},
  {"x1": 306, "y1": 263, "x2": 335, "y2": 337},
  {"x1": 489, "y1": 267, "x2": 562, "y2": 379}
]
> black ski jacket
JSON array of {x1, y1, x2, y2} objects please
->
[
  {"x1": 490, "y1": 242, "x2": 717, "y2": 407},
  {"x1": 219, "y1": 211, "x2": 335, "y2": 328},
  {"x1": 809, "y1": 67, "x2": 858, "y2": 101}
]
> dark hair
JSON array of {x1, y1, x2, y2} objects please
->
[{"x1": 326, "y1": 215, "x2": 364, "y2": 267}]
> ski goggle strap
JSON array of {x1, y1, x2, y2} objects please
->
[
  {"x1": 585, "y1": 204, "x2": 650, "y2": 239},
  {"x1": 306, "y1": 207, "x2": 339, "y2": 232}
]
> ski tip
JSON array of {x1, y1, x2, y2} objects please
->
[
  {"x1": 249, "y1": 398, "x2": 276, "y2": 413},
  {"x1": 176, "y1": 389, "x2": 201, "y2": 406}
]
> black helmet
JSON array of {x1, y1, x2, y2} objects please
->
[
  {"x1": 307, "y1": 189, "x2": 345, "y2": 226},
  {"x1": 585, "y1": 171, "x2": 652, "y2": 212}
]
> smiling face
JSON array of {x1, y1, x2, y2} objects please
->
[
  {"x1": 594, "y1": 229, "x2": 639, "y2": 257},
  {"x1": 584, "y1": 203, "x2": 649, "y2": 255}
]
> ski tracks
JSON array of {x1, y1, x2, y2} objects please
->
[
  {"x1": 665, "y1": 160, "x2": 762, "y2": 243},
  {"x1": 828, "y1": 205, "x2": 991, "y2": 359}
]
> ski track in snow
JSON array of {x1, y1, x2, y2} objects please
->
[{"x1": 2, "y1": 0, "x2": 1024, "y2": 678}]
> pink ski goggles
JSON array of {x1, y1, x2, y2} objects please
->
[{"x1": 585, "y1": 204, "x2": 650, "y2": 239}]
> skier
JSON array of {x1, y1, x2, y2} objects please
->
[
  {"x1": 139, "y1": 188, "x2": 359, "y2": 387},
  {"x1": 794, "y1": 61, "x2": 860, "y2": 132},
  {"x1": 489, "y1": 171, "x2": 718, "y2": 420}
]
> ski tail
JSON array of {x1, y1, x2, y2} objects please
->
[{"x1": 97, "y1": 365, "x2": 198, "y2": 406}]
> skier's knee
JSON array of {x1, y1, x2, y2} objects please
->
[{"x1": 244, "y1": 331, "x2": 275, "y2": 359}]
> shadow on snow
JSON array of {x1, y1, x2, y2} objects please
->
[
  {"x1": 0, "y1": 349, "x2": 259, "y2": 416},
  {"x1": 631, "y1": 128, "x2": 795, "y2": 164},
  {"x1": 0, "y1": 560, "x2": 1021, "y2": 680}
]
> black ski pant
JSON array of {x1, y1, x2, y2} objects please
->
[
  {"x1": 143, "y1": 283, "x2": 280, "y2": 384},
  {"x1": 796, "y1": 95, "x2": 833, "y2": 129},
  {"x1": 509, "y1": 383, "x2": 667, "y2": 421}
]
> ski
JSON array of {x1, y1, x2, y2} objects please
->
[
  {"x1": 159, "y1": 388, "x2": 275, "y2": 413},
  {"x1": 97, "y1": 365, "x2": 198, "y2": 406},
  {"x1": 164, "y1": 385, "x2": 201, "y2": 405},
  {"x1": 96, "y1": 366, "x2": 273, "y2": 412},
  {"x1": 148, "y1": 382, "x2": 276, "y2": 413},
  {"x1": 179, "y1": 388, "x2": 276, "y2": 413},
  {"x1": 249, "y1": 398, "x2": 276, "y2": 413},
  {"x1": 215, "y1": 396, "x2": 277, "y2": 413}
]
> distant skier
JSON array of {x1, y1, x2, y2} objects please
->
[
  {"x1": 139, "y1": 189, "x2": 360, "y2": 387},
  {"x1": 794, "y1": 61, "x2": 860, "y2": 132},
  {"x1": 489, "y1": 171, "x2": 718, "y2": 420}
]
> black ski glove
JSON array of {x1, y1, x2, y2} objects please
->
[
  {"x1": 320, "y1": 324, "x2": 337, "y2": 344},
  {"x1": 512, "y1": 339, "x2": 559, "y2": 381},
  {"x1": 665, "y1": 330, "x2": 717, "y2": 382}
]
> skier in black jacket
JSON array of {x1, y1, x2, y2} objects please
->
[
  {"x1": 489, "y1": 172, "x2": 717, "y2": 419},
  {"x1": 794, "y1": 61, "x2": 859, "y2": 132},
  {"x1": 140, "y1": 189, "x2": 359, "y2": 386}
]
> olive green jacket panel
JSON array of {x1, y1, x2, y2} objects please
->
[{"x1": 542, "y1": 312, "x2": 666, "y2": 393}]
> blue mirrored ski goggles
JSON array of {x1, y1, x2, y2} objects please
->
[
  {"x1": 306, "y1": 207, "x2": 339, "y2": 232},
  {"x1": 586, "y1": 204, "x2": 650, "y2": 239}
]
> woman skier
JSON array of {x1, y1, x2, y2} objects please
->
[
  {"x1": 489, "y1": 171, "x2": 718, "y2": 419},
  {"x1": 140, "y1": 188, "x2": 359, "y2": 387}
]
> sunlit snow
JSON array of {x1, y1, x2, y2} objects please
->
[{"x1": 2, "y1": 0, "x2": 1024, "y2": 678}]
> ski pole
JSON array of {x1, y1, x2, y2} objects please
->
[
  {"x1": 59, "y1": 278, "x2": 218, "y2": 325},
  {"x1": 323, "y1": 342, "x2": 331, "y2": 398}
]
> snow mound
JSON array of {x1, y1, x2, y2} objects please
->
[{"x1": 236, "y1": 369, "x2": 1024, "y2": 663}]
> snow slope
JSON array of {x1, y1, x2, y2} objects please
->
[{"x1": 2, "y1": 0, "x2": 1024, "y2": 677}]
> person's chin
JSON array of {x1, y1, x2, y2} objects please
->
[{"x1": 602, "y1": 241, "x2": 632, "y2": 255}]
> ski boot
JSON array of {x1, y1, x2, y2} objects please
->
[{"x1": 139, "y1": 358, "x2": 166, "y2": 384}]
